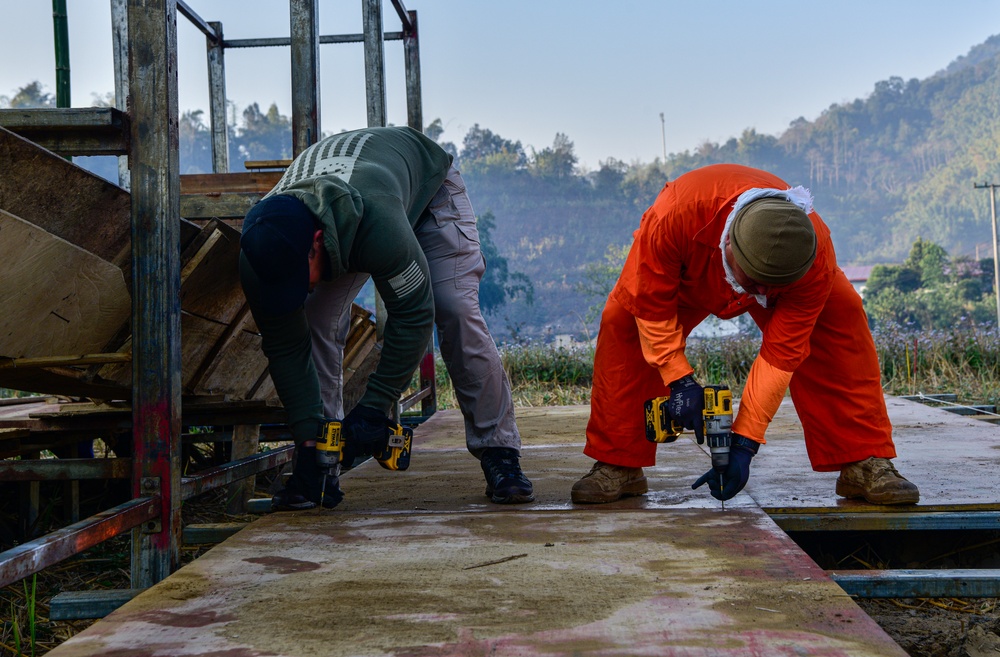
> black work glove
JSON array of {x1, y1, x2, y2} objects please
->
[
  {"x1": 692, "y1": 434, "x2": 759, "y2": 501},
  {"x1": 667, "y1": 374, "x2": 705, "y2": 442},
  {"x1": 341, "y1": 404, "x2": 391, "y2": 469}
]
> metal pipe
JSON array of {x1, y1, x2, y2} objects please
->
[
  {"x1": 403, "y1": 10, "x2": 421, "y2": 132},
  {"x1": 181, "y1": 445, "x2": 293, "y2": 500},
  {"x1": 363, "y1": 0, "x2": 387, "y2": 128},
  {"x1": 771, "y1": 510, "x2": 1000, "y2": 532},
  {"x1": 0, "y1": 458, "x2": 131, "y2": 481},
  {"x1": 128, "y1": 0, "x2": 183, "y2": 588},
  {"x1": 207, "y1": 21, "x2": 230, "y2": 173},
  {"x1": 0, "y1": 497, "x2": 159, "y2": 589},
  {"x1": 110, "y1": 0, "x2": 130, "y2": 190},
  {"x1": 974, "y1": 182, "x2": 1000, "y2": 329},
  {"x1": 224, "y1": 32, "x2": 404, "y2": 49},
  {"x1": 289, "y1": 0, "x2": 320, "y2": 156},
  {"x1": 52, "y1": 0, "x2": 71, "y2": 108},
  {"x1": 831, "y1": 569, "x2": 1000, "y2": 598},
  {"x1": 176, "y1": 0, "x2": 219, "y2": 43},
  {"x1": 389, "y1": 0, "x2": 413, "y2": 31},
  {"x1": 991, "y1": 184, "x2": 1000, "y2": 328}
]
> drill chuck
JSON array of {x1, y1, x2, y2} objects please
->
[{"x1": 703, "y1": 385, "x2": 733, "y2": 472}]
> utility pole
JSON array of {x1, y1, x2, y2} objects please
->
[
  {"x1": 973, "y1": 182, "x2": 1000, "y2": 329},
  {"x1": 659, "y1": 112, "x2": 666, "y2": 162}
]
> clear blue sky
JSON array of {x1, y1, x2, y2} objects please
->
[{"x1": 3, "y1": 1, "x2": 999, "y2": 169}]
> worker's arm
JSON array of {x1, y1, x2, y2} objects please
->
[
  {"x1": 350, "y1": 195, "x2": 435, "y2": 415},
  {"x1": 239, "y1": 253, "x2": 324, "y2": 445},
  {"x1": 635, "y1": 316, "x2": 694, "y2": 386},
  {"x1": 730, "y1": 357, "x2": 793, "y2": 443},
  {"x1": 732, "y1": 260, "x2": 835, "y2": 443}
]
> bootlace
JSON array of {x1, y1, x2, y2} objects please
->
[
  {"x1": 485, "y1": 450, "x2": 523, "y2": 481},
  {"x1": 867, "y1": 457, "x2": 903, "y2": 480}
]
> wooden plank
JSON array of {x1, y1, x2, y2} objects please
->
[
  {"x1": 0, "y1": 126, "x2": 131, "y2": 269},
  {"x1": 0, "y1": 210, "x2": 130, "y2": 360},
  {"x1": 180, "y1": 172, "x2": 281, "y2": 194},
  {"x1": 193, "y1": 322, "x2": 269, "y2": 398},
  {"x1": 0, "y1": 353, "x2": 130, "y2": 370},
  {"x1": 0, "y1": 108, "x2": 129, "y2": 156},
  {"x1": 226, "y1": 425, "x2": 259, "y2": 514},
  {"x1": 0, "y1": 108, "x2": 127, "y2": 130},
  {"x1": 179, "y1": 220, "x2": 246, "y2": 324},
  {"x1": 180, "y1": 192, "x2": 260, "y2": 220},
  {"x1": 243, "y1": 159, "x2": 291, "y2": 170}
]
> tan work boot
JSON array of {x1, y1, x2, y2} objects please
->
[
  {"x1": 571, "y1": 461, "x2": 648, "y2": 504},
  {"x1": 836, "y1": 457, "x2": 919, "y2": 505}
]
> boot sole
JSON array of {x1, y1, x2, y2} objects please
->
[
  {"x1": 490, "y1": 492, "x2": 535, "y2": 504},
  {"x1": 571, "y1": 477, "x2": 648, "y2": 504},
  {"x1": 835, "y1": 480, "x2": 920, "y2": 505}
]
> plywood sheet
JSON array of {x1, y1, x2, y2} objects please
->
[
  {"x1": 0, "y1": 210, "x2": 129, "y2": 359},
  {"x1": 0, "y1": 126, "x2": 130, "y2": 269}
]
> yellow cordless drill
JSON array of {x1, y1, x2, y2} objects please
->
[
  {"x1": 314, "y1": 418, "x2": 413, "y2": 508},
  {"x1": 645, "y1": 384, "x2": 734, "y2": 507},
  {"x1": 316, "y1": 420, "x2": 344, "y2": 509},
  {"x1": 702, "y1": 385, "x2": 734, "y2": 508}
]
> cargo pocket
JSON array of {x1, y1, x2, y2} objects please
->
[{"x1": 427, "y1": 182, "x2": 461, "y2": 227}]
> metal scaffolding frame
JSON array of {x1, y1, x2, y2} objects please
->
[{"x1": 0, "y1": 0, "x2": 423, "y2": 594}]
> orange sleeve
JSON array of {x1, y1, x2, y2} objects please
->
[
  {"x1": 635, "y1": 316, "x2": 694, "y2": 386},
  {"x1": 731, "y1": 356, "x2": 793, "y2": 444}
]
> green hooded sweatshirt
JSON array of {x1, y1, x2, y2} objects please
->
[{"x1": 241, "y1": 126, "x2": 452, "y2": 443}]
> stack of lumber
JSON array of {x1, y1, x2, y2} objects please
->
[{"x1": 0, "y1": 126, "x2": 378, "y2": 404}]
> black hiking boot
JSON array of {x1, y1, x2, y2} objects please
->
[
  {"x1": 481, "y1": 447, "x2": 534, "y2": 504},
  {"x1": 271, "y1": 445, "x2": 345, "y2": 511}
]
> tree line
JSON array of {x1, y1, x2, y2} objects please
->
[{"x1": 6, "y1": 30, "x2": 1000, "y2": 339}]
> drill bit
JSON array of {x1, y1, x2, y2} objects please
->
[
  {"x1": 720, "y1": 475, "x2": 725, "y2": 512},
  {"x1": 318, "y1": 471, "x2": 327, "y2": 512}
]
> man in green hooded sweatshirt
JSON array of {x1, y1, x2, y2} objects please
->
[{"x1": 240, "y1": 126, "x2": 533, "y2": 510}]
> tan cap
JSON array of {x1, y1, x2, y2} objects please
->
[{"x1": 730, "y1": 198, "x2": 816, "y2": 286}]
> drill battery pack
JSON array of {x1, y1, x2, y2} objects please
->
[
  {"x1": 644, "y1": 397, "x2": 681, "y2": 443},
  {"x1": 374, "y1": 424, "x2": 413, "y2": 471}
]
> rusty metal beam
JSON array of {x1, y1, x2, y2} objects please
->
[
  {"x1": 176, "y1": 0, "x2": 219, "y2": 42},
  {"x1": 290, "y1": 0, "x2": 320, "y2": 155},
  {"x1": 771, "y1": 511, "x2": 1000, "y2": 532},
  {"x1": 181, "y1": 445, "x2": 293, "y2": 500},
  {"x1": 0, "y1": 497, "x2": 158, "y2": 589},
  {"x1": 128, "y1": 0, "x2": 183, "y2": 588},
  {"x1": 363, "y1": 0, "x2": 387, "y2": 128},
  {"x1": 831, "y1": 569, "x2": 1000, "y2": 598},
  {"x1": 389, "y1": 0, "x2": 413, "y2": 31},
  {"x1": 206, "y1": 20, "x2": 229, "y2": 173},
  {"x1": 403, "y1": 10, "x2": 421, "y2": 131},
  {"x1": 0, "y1": 458, "x2": 131, "y2": 481},
  {"x1": 223, "y1": 32, "x2": 404, "y2": 49}
]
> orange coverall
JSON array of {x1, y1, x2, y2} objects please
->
[{"x1": 585, "y1": 164, "x2": 896, "y2": 472}]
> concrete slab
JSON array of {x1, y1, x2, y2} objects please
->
[
  {"x1": 337, "y1": 395, "x2": 1000, "y2": 514},
  {"x1": 47, "y1": 508, "x2": 904, "y2": 656},
  {"x1": 46, "y1": 399, "x2": 974, "y2": 656},
  {"x1": 746, "y1": 396, "x2": 1000, "y2": 511}
]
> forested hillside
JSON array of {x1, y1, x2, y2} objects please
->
[
  {"x1": 454, "y1": 35, "x2": 1000, "y2": 339},
  {"x1": 6, "y1": 35, "x2": 999, "y2": 340}
]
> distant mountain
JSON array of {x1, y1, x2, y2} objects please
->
[{"x1": 463, "y1": 34, "x2": 1000, "y2": 340}]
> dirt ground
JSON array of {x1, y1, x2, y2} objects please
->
[{"x1": 857, "y1": 598, "x2": 1000, "y2": 657}]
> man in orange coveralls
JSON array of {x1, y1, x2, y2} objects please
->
[{"x1": 571, "y1": 163, "x2": 920, "y2": 506}]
